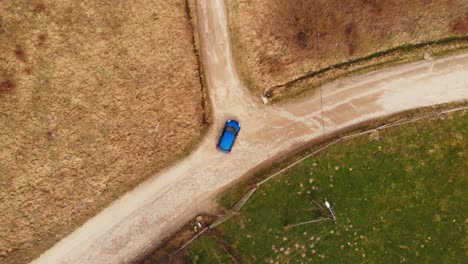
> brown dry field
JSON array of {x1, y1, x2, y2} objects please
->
[
  {"x1": 226, "y1": 0, "x2": 468, "y2": 97},
  {"x1": 0, "y1": 1, "x2": 205, "y2": 263}
]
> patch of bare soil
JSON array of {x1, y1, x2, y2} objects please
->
[
  {"x1": 0, "y1": 1, "x2": 205, "y2": 263},
  {"x1": 453, "y1": 17, "x2": 468, "y2": 33},
  {"x1": 227, "y1": 0, "x2": 468, "y2": 96},
  {"x1": 136, "y1": 214, "x2": 215, "y2": 264}
]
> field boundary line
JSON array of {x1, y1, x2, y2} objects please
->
[
  {"x1": 210, "y1": 187, "x2": 257, "y2": 228},
  {"x1": 265, "y1": 36, "x2": 468, "y2": 98},
  {"x1": 174, "y1": 105, "x2": 468, "y2": 255},
  {"x1": 208, "y1": 229, "x2": 242, "y2": 264},
  {"x1": 256, "y1": 140, "x2": 338, "y2": 187},
  {"x1": 173, "y1": 227, "x2": 208, "y2": 254},
  {"x1": 184, "y1": 0, "x2": 210, "y2": 125}
]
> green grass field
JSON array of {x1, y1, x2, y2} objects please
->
[
  {"x1": 185, "y1": 110, "x2": 467, "y2": 263},
  {"x1": 186, "y1": 233, "x2": 235, "y2": 264}
]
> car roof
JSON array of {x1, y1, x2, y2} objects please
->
[
  {"x1": 219, "y1": 130, "x2": 235, "y2": 150},
  {"x1": 219, "y1": 120, "x2": 240, "y2": 151}
]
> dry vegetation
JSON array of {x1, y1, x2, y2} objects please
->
[
  {"x1": 0, "y1": 1, "x2": 206, "y2": 263},
  {"x1": 227, "y1": 0, "x2": 468, "y2": 99}
]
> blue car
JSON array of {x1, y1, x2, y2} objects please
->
[{"x1": 216, "y1": 120, "x2": 241, "y2": 154}]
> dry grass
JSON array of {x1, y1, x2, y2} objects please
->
[
  {"x1": 0, "y1": 1, "x2": 205, "y2": 263},
  {"x1": 226, "y1": 0, "x2": 468, "y2": 97}
]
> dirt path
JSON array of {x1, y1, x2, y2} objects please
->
[{"x1": 32, "y1": 0, "x2": 468, "y2": 263}]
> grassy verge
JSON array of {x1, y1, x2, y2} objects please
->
[
  {"x1": 185, "y1": 108, "x2": 467, "y2": 263},
  {"x1": 137, "y1": 214, "x2": 216, "y2": 264},
  {"x1": 269, "y1": 37, "x2": 468, "y2": 102},
  {"x1": 186, "y1": 0, "x2": 212, "y2": 125}
]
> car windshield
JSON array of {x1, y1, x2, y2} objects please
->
[{"x1": 226, "y1": 126, "x2": 237, "y2": 134}]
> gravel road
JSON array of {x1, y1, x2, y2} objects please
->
[{"x1": 32, "y1": 0, "x2": 468, "y2": 263}]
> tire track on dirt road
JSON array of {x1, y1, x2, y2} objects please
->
[{"x1": 32, "y1": 0, "x2": 468, "y2": 263}]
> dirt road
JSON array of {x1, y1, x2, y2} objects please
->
[{"x1": 32, "y1": 0, "x2": 468, "y2": 263}]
